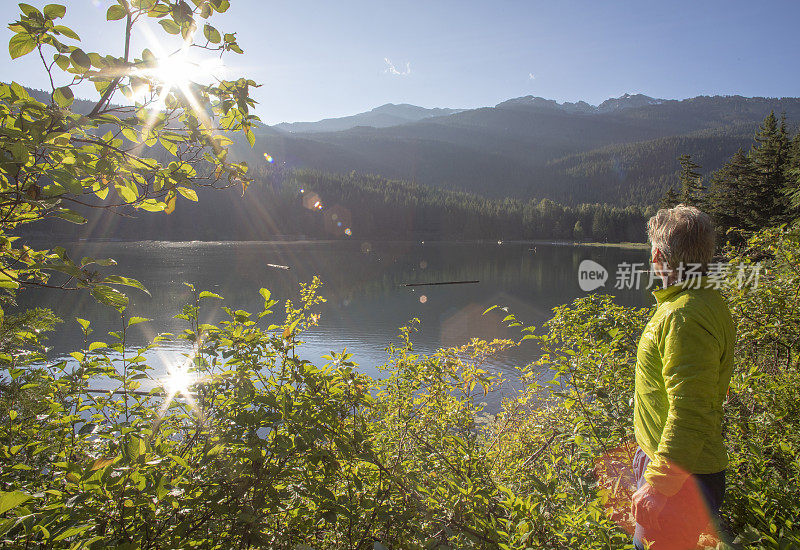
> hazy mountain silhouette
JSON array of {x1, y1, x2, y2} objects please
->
[
  {"x1": 238, "y1": 94, "x2": 800, "y2": 205},
  {"x1": 273, "y1": 103, "x2": 463, "y2": 133}
]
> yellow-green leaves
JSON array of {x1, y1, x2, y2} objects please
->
[
  {"x1": 203, "y1": 23, "x2": 221, "y2": 43},
  {"x1": 69, "y1": 48, "x2": 91, "y2": 69},
  {"x1": 43, "y1": 4, "x2": 66, "y2": 19},
  {"x1": 91, "y1": 284, "x2": 129, "y2": 311},
  {"x1": 177, "y1": 186, "x2": 198, "y2": 201},
  {"x1": 106, "y1": 4, "x2": 127, "y2": 20},
  {"x1": 0, "y1": 491, "x2": 32, "y2": 515},
  {"x1": 8, "y1": 32, "x2": 36, "y2": 59},
  {"x1": 159, "y1": 19, "x2": 180, "y2": 34},
  {"x1": 52, "y1": 85, "x2": 73, "y2": 107}
]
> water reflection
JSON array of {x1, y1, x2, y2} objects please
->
[{"x1": 15, "y1": 241, "x2": 653, "y2": 411}]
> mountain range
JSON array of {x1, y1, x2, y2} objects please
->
[
  {"x1": 234, "y1": 93, "x2": 800, "y2": 206},
  {"x1": 273, "y1": 103, "x2": 463, "y2": 133},
  {"x1": 21, "y1": 86, "x2": 800, "y2": 207}
]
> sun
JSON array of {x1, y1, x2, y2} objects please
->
[
  {"x1": 149, "y1": 54, "x2": 225, "y2": 90},
  {"x1": 162, "y1": 362, "x2": 198, "y2": 396}
]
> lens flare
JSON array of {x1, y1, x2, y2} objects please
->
[
  {"x1": 163, "y1": 363, "x2": 198, "y2": 396},
  {"x1": 263, "y1": 153, "x2": 274, "y2": 163},
  {"x1": 344, "y1": 228, "x2": 352, "y2": 236},
  {"x1": 419, "y1": 295, "x2": 428, "y2": 304}
]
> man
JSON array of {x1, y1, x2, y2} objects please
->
[{"x1": 630, "y1": 205, "x2": 736, "y2": 550}]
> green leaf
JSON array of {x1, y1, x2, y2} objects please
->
[
  {"x1": 43, "y1": 4, "x2": 67, "y2": 19},
  {"x1": 54, "y1": 524, "x2": 92, "y2": 541},
  {"x1": 127, "y1": 316, "x2": 151, "y2": 326},
  {"x1": 159, "y1": 19, "x2": 181, "y2": 34},
  {"x1": 102, "y1": 275, "x2": 149, "y2": 294},
  {"x1": 69, "y1": 48, "x2": 91, "y2": 69},
  {"x1": 0, "y1": 270, "x2": 19, "y2": 289},
  {"x1": 203, "y1": 24, "x2": 221, "y2": 43},
  {"x1": 9, "y1": 33, "x2": 36, "y2": 60},
  {"x1": 123, "y1": 436, "x2": 145, "y2": 462},
  {"x1": 121, "y1": 127, "x2": 139, "y2": 143},
  {"x1": 91, "y1": 285, "x2": 129, "y2": 310},
  {"x1": 53, "y1": 53, "x2": 70, "y2": 70},
  {"x1": 53, "y1": 208, "x2": 87, "y2": 224},
  {"x1": 198, "y1": 291, "x2": 222, "y2": 300},
  {"x1": 53, "y1": 86, "x2": 74, "y2": 107},
  {"x1": 106, "y1": 5, "x2": 127, "y2": 20},
  {"x1": 0, "y1": 491, "x2": 32, "y2": 515},
  {"x1": 177, "y1": 187, "x2": 198, "y2": 201},
  {"x1": 52, "y1": 25, "x2": 79, "y2": 40},
  {"x1": 9, "y1": 142, "x2": 28, "y2": 163},
  {"x1": 50, "y1": 169, "x2": 82, "y2": 193},
  {"x1": 76, "y1": 318, "x2": 90, "y2": 330},
  {"x1": 18, "y1": 4, "x2": 41, "y2": 17}
]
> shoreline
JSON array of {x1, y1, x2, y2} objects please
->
[{"x1": 18, "y1": 236, "x2": 649, "y2": 248}]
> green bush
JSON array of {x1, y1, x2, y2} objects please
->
[{"x1": 2, "y1": 227, "x2": 800, "y2": 549}]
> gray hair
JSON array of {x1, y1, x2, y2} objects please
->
[{"x1": 647, "y1": 204, "x2": 715, "y2": 274}]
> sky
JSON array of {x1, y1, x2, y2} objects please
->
[{"x1": 2, "y1": 0, "x2": 800, "y2": 125}]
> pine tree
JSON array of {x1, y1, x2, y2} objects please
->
[
  {"x1": 706, "y1": 149, "x2": 758, "y2": 236},
  {"x1": 782, "y1": 132, "x2": 800, "y2": 223},
  {"x1": 677, "y1": 154, "x2": 704, "y2": 207},
  {"x1": 660, "y1": 187, "x2": 680, "y2": 209},
  {"x1": 573, "y1": 220, "x2": 584, "y2": 240},
  {"x1": 749, "y1": 112, "x2": 791, "y2": 226}
]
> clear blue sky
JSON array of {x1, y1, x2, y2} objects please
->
[{"x1": 3, "y1": 0, "x2": 800, "y2": 125}]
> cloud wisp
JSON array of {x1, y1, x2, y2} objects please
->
[{"x1": 384, "y1": 57, "x2": 411, "y2": 76}]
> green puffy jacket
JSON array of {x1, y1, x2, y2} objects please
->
[{"x1": 634, "y1": 276, "x2": 736, "y2": 496}]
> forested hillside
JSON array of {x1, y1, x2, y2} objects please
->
[
  {"x1": 25, "y1": 167, "x2": 651, "y2": 243},
  {"x1": 231, "y1": 95, "x2": 800, "y2": 206}
]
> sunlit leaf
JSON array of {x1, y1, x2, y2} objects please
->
[
  {"x1": 203, "y1": 24, "x2": 221, "y2": 43},
  {"x1": 177, "y1": 187, "x2": 198, "y2": 201},
  {"x1": 159, "y1": 19, "x2": 180, "y2": 34},
  {"x1": 43, "y1": 4, "x2": 66, "y2": 19},
  {"x1": 91, "y1": 285, "x2": 129, "y2": 310},
  {"x1": 52, "y1": 24, "x2": 79, "y2": 40},
  {"x1": 53, "y1": 86, "x2": 74, "y2": 107},
  {"x1": 0, "y1": 491, "x2": 32, "y2": 515},
  {"x1": 102, "y1": 275, "x2": 149, "y2": 294},
  {"x1": 127, "y1": 316, "x2": 151, "y2": 326},
  {"x1": 9, "y1": 33, "x2": 36, "y2": 60},
  {"x1": 106, "y1": 4, "x2": 127, "y2": 20}
]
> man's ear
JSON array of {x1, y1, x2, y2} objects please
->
[{"x1": 652, "y1": 248, "x2": 663, "y2": 264}]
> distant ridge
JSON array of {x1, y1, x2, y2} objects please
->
[
  {"x1": 273, "y1": 103, "x2": 463, "y2": 133},
  {"x1": 241, "y1": 93, "x2": 800, "y2": 206},
  {"x1": 495, "y1": 93, "x2": 663, "y2": 113}
]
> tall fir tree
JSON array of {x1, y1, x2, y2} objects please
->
[
  {"x1": 706, "y1": 148, "x2": 759, "y2": 237},
  {"x1": 783, "y1": 132, "x2": 800, "y2": 223},
  {"x1": 749, "y1": 112, "x2": 791, "y2": 226},
  {"x1": 677, "y1": 154, "x2": 704, "y2": 207},
  {"x1": 659, "y1": 187, "x2": 680, "y2": 209}
]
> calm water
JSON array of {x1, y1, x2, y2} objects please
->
[{"x1": 17, "y1": 240, "x2": 654, "y2": 410}]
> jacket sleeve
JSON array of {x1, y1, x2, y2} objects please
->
[{"x1": 644, "y1": 310, "x2": 720, "y2": 496}]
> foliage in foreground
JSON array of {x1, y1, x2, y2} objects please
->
[
  {"x1": 1, "y1": 0, "x2": 256, "y2": 303},
  {"x1": 1, "y1": 227, "x2": 800, "y2": 549}
]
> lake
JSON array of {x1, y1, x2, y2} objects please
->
[{"x1": 16, "y1": 240, "x2": 655, "y2": 411}]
